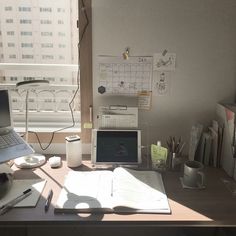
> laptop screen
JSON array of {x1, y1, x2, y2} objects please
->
[
  {"x1": 91, "y1": 129, "x2": 142, "y2": 165},
  {"x1": 0, "y1": 90, "x2": 11, "y2": 128}
]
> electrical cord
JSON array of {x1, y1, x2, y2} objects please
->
[{"x1": 29, "y1": 0, "x2": 89, "y2": 150}]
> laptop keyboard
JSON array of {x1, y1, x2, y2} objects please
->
[{"x1": 0, "y1": 131, "x2": 24, "y2": 149}]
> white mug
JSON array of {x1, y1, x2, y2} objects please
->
[{"x1": 183, "y1": 160, "x2": 205, "y2": 188}]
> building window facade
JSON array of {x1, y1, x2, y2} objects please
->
[{"x1": 0, "y1": 0, "x2": 80, "y2": 141}]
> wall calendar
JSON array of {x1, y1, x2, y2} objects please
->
[{"x1": 97, "y1": 56, "x2": 153, "y2": 96}]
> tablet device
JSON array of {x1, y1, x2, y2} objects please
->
[{"x1": 91, "y1": 129, "x2": 141, "y2": 166}]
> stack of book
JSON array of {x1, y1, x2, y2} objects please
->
[{"x1": 197, "y1": 120, "x2": 223, "y2": 167}]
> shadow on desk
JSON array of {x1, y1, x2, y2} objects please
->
[
  {"x1": 2, "y1": 226, "x2": 236, "y2": 236},
  {"x1": 162, "y1": 167, "x2": 236, "y2": 225}
]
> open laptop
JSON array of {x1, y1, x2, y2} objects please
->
[{"x1": 0, "y1": 89, "x2": 34, "y2": 164}]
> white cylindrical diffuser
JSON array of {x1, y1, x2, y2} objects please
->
[{"x1": 65, "y1": 135, "x2": 82, "y2": 167}]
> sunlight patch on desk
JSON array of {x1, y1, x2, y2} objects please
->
[
  {"x1": 0, "y1": 179, "x2": 46, "y2": 208},
  {"x1": 168, "y1": 199, "x2": 213, "y2": 221},
  {"x1": 76, "y1": 202, "x2": 90, "y2": 209}
]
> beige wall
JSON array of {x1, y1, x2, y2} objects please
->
[{"x1": 92, "y1": 0, "x2": 236, "y2": 154}]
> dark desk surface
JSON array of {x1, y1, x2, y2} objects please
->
[{"x1": 1, "y1": 156, "x2": 236, "y2": 227}]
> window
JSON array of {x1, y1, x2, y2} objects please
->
[
  {"x1": 8, "y1": 43, "x2": 15, "y2": 47},
  {"x1": 40, "y1": 20, "x2": 52, "y2": 25},
  {"x1": 41, "y1": 43, "x2": 53, "y2": 48},
  {"x1": 21, "y1": 31, "x2": 33, "y2": 36},
  {"x1": 57, "y1": 8, "x2": 65, "y2": 13},
  {"x1": 0, "y1": 0, "x2": 89, "y2": 149},
  {"x1": 9, "y1": 54, "x2": 16, "y2": 59},
  {"x1": 42, "y1": 55, "x2": 54, "y2": 60},
  {"x1": 58, "y1": 44, "x2": 66, "y2": 48},
  {"x1": 41, "y1": 32, "x2": 53, "y2": 36},
  {"x1": 58, "y1": 20, "x2": 64, "y2": 25},
  {"x1": 59, "y1": 55, "x2": 65, "y2": 60},
  {"x1": 40, "y1": 7, "x2": 52, "y2": 12},
  {"x1": 21, "y1": 43, "x2": 33, "y2": 48},
  {"x1": 22, "y1": 54, "x2": 34, "y2": 59},
  {"x1": 20, "y1": 19, "x2": 32, "y2": 24},
  {"x1": 6, "y1": 19, "x2": 13, "y2": 23},
  {"x1": 58, "y1": 32, "x2": 65, "y2": 37},
  {"x1": 7, "y1": 31, "x2": 14, "y2": 36},
  {"x1": 18, "y1": 7, "x2": 31, "y2": 12},
  {"x1": 10, "y1": 76, "x2": 17, "y2": 81},
  {"x1": 5, "y1": 6, "x2": 12, "y2": 11}
]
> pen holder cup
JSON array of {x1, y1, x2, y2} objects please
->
[{"x1": 167, "y1": 152, "x2": 183, "y2": 171}]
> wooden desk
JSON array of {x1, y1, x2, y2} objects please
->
[{"x1": 1, "y1": 156, "x2": 236, "y2": 234}]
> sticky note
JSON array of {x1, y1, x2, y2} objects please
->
[{"x1": 83, "y1": 123, "x2": 93, "y2": 129}]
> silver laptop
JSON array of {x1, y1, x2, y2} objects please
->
[{"x1": 0, "y1": 89, "x2": 34, "y2": 164}]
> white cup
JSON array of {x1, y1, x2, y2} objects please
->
[{"x1": 183, "y1": 160, "x2": 205, "y2": 188}]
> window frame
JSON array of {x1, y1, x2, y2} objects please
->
[
  {"x1": 79, "y1": 0, "x2": 93, "y2": 144},
  {"x1": 0, "y1": 0, "x2": 93, "y2": 147}
]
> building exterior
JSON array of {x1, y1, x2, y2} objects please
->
[{"x1": 0, "y1": 0, "x2": 79, "y2": 129}]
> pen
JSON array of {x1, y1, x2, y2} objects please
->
[
  {"x1": 44, "y1": 189, "x2": 53, "y2": 212},
  {"x1": 0, "y1": 188, "x2": 32, "y2": 215}
]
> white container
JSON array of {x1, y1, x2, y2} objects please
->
[{"x1": 65, "y1": 135, "x2": 82, "y2": 167}]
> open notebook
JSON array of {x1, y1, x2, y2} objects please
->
[{"x1": 55, "y1": 167, "x2": 171, "y2": 214}]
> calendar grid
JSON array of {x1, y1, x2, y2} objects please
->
[{"x1": 98, "y1": 56, "x2": 153, "y2": 96}]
